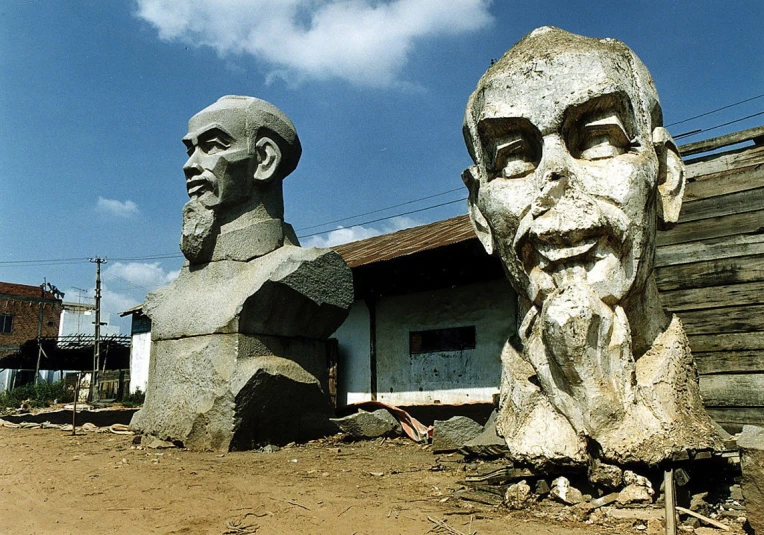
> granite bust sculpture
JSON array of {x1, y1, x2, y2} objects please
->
[
  {"x1": 179, "y1": 95, "x2": 301, "y2": 264},
  {"x1": 462, "y1": 27, "x2": 721, "y2": 467},
  {"x1": 131, "y1": 96, "x2": 353, "y2": 451}
]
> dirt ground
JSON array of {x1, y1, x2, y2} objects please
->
[{"x1": 0, "y1": 426, "x2": 670, "y2": 535}]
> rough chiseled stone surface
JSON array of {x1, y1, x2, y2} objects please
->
[
  {"x1": 462, "y1": 27, "x2": 721, "y2": 469},
  {"x1": 131, "y1": 96, "x2": 352, "y2": 451},
  {"x1": 738, "y1": 425, "x2": 764, "y2": 534},
  {"x1": 331, "y1": 409, "x2": 400, "y2": 439},
  {"x1": 431, "y1": 416, "x2": 483, "y2": 453},
  {"x1": 459, "y1": 410, "x2": 509, "y2": 457}
]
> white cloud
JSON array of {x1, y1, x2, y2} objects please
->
[
  {"x1": 302, "y1": 215, "x2": 419, "y2": 247},
  {"x1": 105, "y1": 262, "x2": 180, "y2": 292},
  {"x1": 135, "y1": 0, "x2": 493, "y2": 87},
  {"x1": 96, "y1": 197, "x2": 139, "y2": 218}
]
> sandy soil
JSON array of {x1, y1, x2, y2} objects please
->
[{"x1": 0, "y1": 426, "x2": 664, "y2": 535}]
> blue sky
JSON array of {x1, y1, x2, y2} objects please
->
[{"x1": 1, "y1": 0, "x2": 762, "y2": 333}]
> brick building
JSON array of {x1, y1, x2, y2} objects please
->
[{"x1": 0, "y1": 282, "x2": 63, "y2": 387}]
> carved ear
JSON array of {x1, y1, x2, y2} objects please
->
[
  {"x1": 653, "y1": 127, "x2": 686, "y2": 230},
  {"x1": 462, "y1": 166, "x2": 495, "y2": 255},
  {"x1": 253, "y1": 137, "x2": 282, "y2": 182}
]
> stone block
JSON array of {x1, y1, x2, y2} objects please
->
[
  {"x1": 331, "y1": 409, "x2": 399, "y2": 439},
  {"x1": 459, "y1": 410, "x2": 509, "y2": 457},
  {"x1": 738, "y1": 425, "x2": 764, "y2": 533},
  {"x1": 131, "y1": 334, "x2": 335, "y2": 451},
  {"x1": 431, "y1": 416, "x2": 483, "y2": 453}
]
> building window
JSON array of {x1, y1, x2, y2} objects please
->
[
  {"x1": 0, "y1": 314, "x2": 13, "y2": 334},
  {"x1": 409, "y1": 326, "x2": 476, "y2": 354}
]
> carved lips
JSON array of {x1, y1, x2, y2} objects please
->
[
  {"x1": 514, "y1": 199, "x2": 626, "y2": 275},
  {"x1": 186, "y1": 175, "x2": 213, "y2": 199}
]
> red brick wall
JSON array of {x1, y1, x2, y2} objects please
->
[{"x1": 0, "y1": 283, "x2": 62, "y2": 357}]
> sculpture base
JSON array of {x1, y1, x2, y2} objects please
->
[{"x1": 130, "y1": 333, "x2": 336, "y2": 451}]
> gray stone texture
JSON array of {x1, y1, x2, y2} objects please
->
[
  {"x1": 131, "y1": 96, "x2": 353, "y2": 451},
  {"x1": 459, "y1": 410, "x2": 509, "y2": 457},
  {"x1": 331, "y1": 409, "x2": 400, "y2": 439},
  {"x1": 589, "y1": 459, "x2": 623, "y2": 490},
  {"x1": 738, "y1": 425, "x2": 764, "y2": 533},
  {"x1": 431, "y1": 416, "x2": 483, "y2": 453},
  {"x1": 462, "y1": 27, "x2": 721, "y2": 468}
]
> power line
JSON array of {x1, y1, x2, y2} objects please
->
[
  {"x1": 666, "y1": 93, "x2": 764, "y2": 127},
  {"x1": 297, "y1": 197, "x2": 467, "y2": 239},
  {"x1": 0, "y1": 257, "x2": 90, "y2": 266},
  {"x1": 674, "y1": 110, "x2": 764, "y2": 139},
  {"x1": 105, "y1": 274, "x2": 153, "y2": 293},
  {"x1": 109, "y1": 253, "x2": 183, "y2": 261},
  {"x1": 296, "y1": 187, "x2": 464, "y2": 231}
]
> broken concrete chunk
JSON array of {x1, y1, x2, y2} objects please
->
[
  {"x1": 617, "y1": 484, "x2": 655, "y2": 505},
  {"x1": 738, "y1": 425, "x2": 764, "y2": 533},
  {"x1": 550, "y1": 476, "x2": 585, "y2": 505},
  {"x1": 331, "y1": 409, "x2": 398, "y2": 439},
  {"x1": 459, "y1": 410, "x2": 509, "y2": 458},
  {"x1": 589, "y1": 458, "x2": 623, "y2": 489},
  {"x1": 431, "y1": 416, "x2": 483, "y2": 453},
  {"x1": 504, "y1": 480, "x2": 532, "y2": 509},
  {"x1": 624, "y1": 470, "x2": 654, "y2": 489}
]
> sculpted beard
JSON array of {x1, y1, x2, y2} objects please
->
[
  {"x1": 180, "y1": 199, "x2": 219, "y2": 264},
  {"x1": 518, "y1": 199, "x2": 638, "y2": 436}
]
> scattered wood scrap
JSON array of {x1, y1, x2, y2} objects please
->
[{"x1": 426, "y1": 516, "x2": 476, "y2": 535}]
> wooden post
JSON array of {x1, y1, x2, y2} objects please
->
[
  {"x1": 664, "y1": 467, "x2": 677, "y2": 535},
  {"x1": 72, "y1": 372, "x2": 82, "y2": 436},
  {"x1": 365, "y1": 295, "x2": 378, "y2": 401}
]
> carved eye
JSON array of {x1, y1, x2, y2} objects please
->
[
  {"x1": 577, "y1": 115, "x2": 632, "y2": 160},
  {"x1": 199, "y1": 136, "x2": 229, "y2": 155},
  {"x1": 183, "y1": 141, "x2": 194, "y2": 157},
  {"x1": 493, "y1": 137, "x2": 537, "y2": 179}
]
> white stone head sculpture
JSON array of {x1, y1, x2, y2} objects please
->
[
  {"x1": 180, "y1": 96, "x2": 302, "y2": 264},
  {"x1": 463, "y1": 27, "x2": 719, "y2": 467}
]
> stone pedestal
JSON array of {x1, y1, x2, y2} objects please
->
[
  {"x1": 131, "y1": 246, "x2": 353, "y2": 451},
  {"x1": 131, "y1": 333, "x2": 337, "y2": 450}
]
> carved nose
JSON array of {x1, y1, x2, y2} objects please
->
[
  {"x1": 532, "y1": 168, "x2": 570, "y2": 217},
  {"x1": 183, "y1": 157, "x2": 203, "y2": 179}
]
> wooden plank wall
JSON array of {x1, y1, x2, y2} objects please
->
[{"x1": 656, "y1": 139, "x2": 764, "y2": 433}]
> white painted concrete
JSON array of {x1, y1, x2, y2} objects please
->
[
  {"x1": 333, "y1": 300, "x2": 371, "y2": 406},
  {"x1": 0, "y1": 369, "x2": 10, "y2": 392},
  {"x1": 333, "y1": 279, "x2": 517, "y2": 406},
  {"x1": 129, "y1": 332, "x2": 151, "y2": 393}
]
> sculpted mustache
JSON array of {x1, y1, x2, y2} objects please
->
[{"x1": 511, "y1": 196, "x2": 629, "y2": 260}]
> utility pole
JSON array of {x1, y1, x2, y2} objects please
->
[
  {"x1": 34, "y1": 280, "x2": 45, "y2": 385},
  {"x1": 89, "y1": 257, "x2": 107, "y2": 402}
]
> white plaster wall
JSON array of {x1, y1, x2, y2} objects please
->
[
  {"x1": 334, "y1": 279, "x2": 517, "y2": 406},
  {"x1": 129, "y1": 332, "x2": 151, "y2": 393},
  {"x1": 333, "y1": 300, "x2": 371, "y2": 405},
  {"x1": 0, "y1": 369, "x2": 10, "y2": 392}
]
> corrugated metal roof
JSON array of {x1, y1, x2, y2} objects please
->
[{"x1": 332, "y1": 214, "x2": 476, "y2": 268}]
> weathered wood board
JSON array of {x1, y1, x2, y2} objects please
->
[
  {"x1": 667, "y1": 137, "x2": 764, "y2": 428},
  {"x1": 661, "y1": 281, "x2": 764, "y2": 311},
  {"x1": 700, "y1": 373, "x2": 764, "y2": 407},
  {"x1": 655, "y1": 254, "x2": 764, "y2": 291}
]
